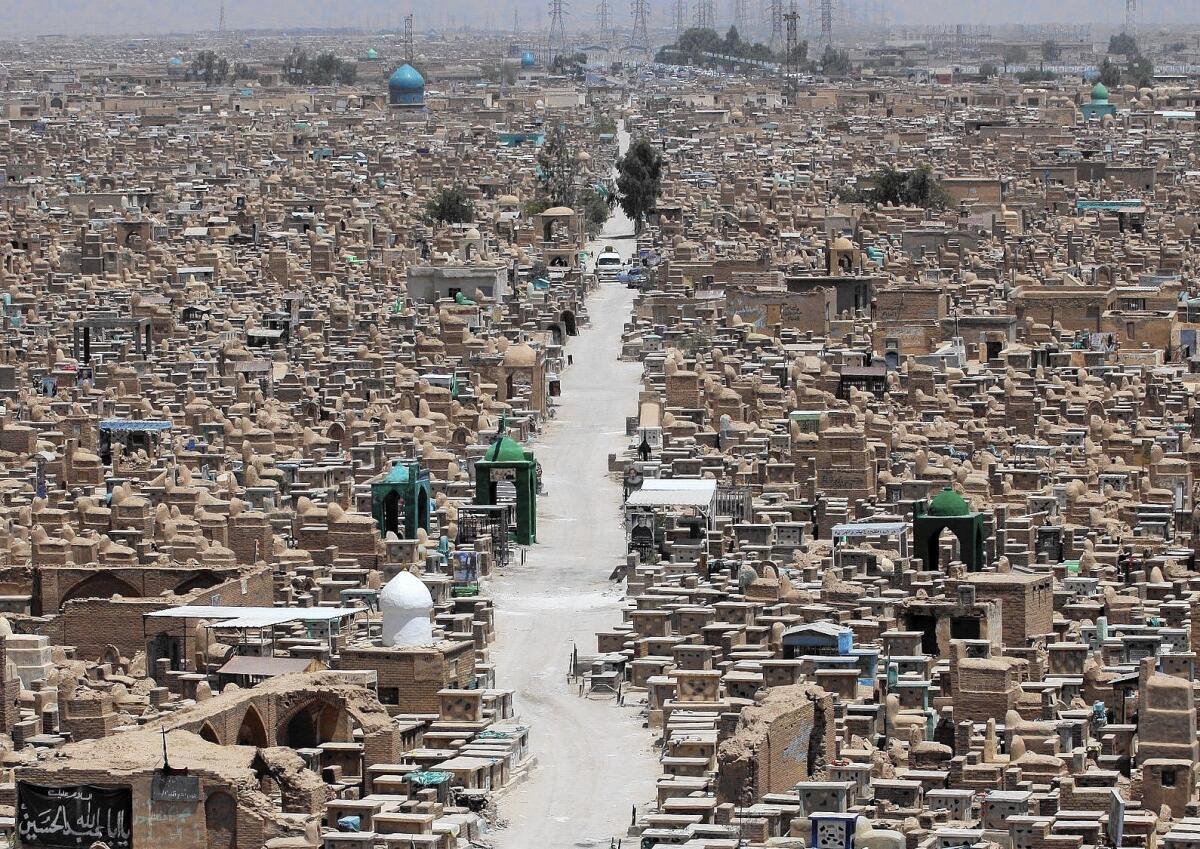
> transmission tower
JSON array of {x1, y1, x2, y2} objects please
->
[
  {"x1": 733, "y1": 0, "x2": 750, "y2": 34},
  {"x1": 1124, "y1": 0, "x2": 1137, "y2": 37},
  {"x1": 767, "y1": 0, "x2": 784, "y2": 51},
  {"x1": 674, "y1": 0, "x2": 689, "y2": 37},
  {"x1": 404, "y1": 14, "x2": 415, "y2": 64},
  {"x1": 696, "y1": 0, "x2": 716, "y2": 29},
  {"x1": 598, "y1": 0, "x2": 613, "y2": 47},
  {"x1": 218, "y1": 0, "x2": 226, "y2": 33},
  {"x1": 784, "y1": 1, "x2": 800, "y2": 92},
  {"x1": 818, "y1": 0, "x2": 833, "y2": 47},
  {"x1": 547, "y1": 0, "x2": 568, "y2": 64},
  {"x1": 631, "y1": 0, "x2": 651, "y2": 53}
]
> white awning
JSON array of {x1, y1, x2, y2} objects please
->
[
  {"x1": 145, "y1": 605, "x2": 361, "y2": 627},
  {"x1": 831, "y1": 522, "x2": 908, "y2": 538},
  {"x1": 626, "y1": 479, "x2": 717, "y2": 509}
]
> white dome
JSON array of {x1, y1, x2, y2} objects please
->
[{"x1": 379, "y1": 570, "x2": 434, "y2": 647}]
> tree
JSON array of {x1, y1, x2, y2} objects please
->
[
  {"x1": 549, "y1": 51, "x2": 587, "y2": 78},
  {"x1": 616, "y1": 137, "x2": 663, "y2": 234},
  {"x1": 1001, "y1": 45, "x2": 1028, "y2": 73},
  {"x1": 820, "y1": 45, "x2": 851, "y2": 76},
  {"x1": 426, "y1": 186, "x2": 474, "y2": 224},
  {"x1": 1126, "y1": 53, "x2": 1154, "y2": 87},
  {"x1": 865, "y1": 164, "x2": 951, "y2": 210},
  {"x1": 979, "y1": 62, "x2": 998, "y2": 78},
  {"x1": 1040, "y1": 39, "x2": 1061, "y2": 65},
  {"x1": 537, "y1": 124, "x2": 578, "y2": 207},
  {"x1": 191, "y1": 50, "x2": 228, "y2": 86},
  {"x1": 1109, "y1": 32, "x2": 1137, "y2": 55},
  {"x1": 578, "y1": 187, "x2": 612, "y2": 237},
  {"x1": 1098, "y1": 57, "x2": 1122, "y2": 88}
]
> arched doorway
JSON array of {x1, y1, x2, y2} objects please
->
[
  {"x1": 205, "y1": 791, "x2": 237, "y2": 849},
  {"x1": 382, "y1": 489, "x2": 403, "y2": 537},
  {"x1": 561, "y1": 310, "x2": 577, "y2": 335},
  {"x1": 236, "y1": 706, "x2": 268, "y2": 748},
  {"x1": 199, "y1": 722, "x2": 221, "y2": 744}
]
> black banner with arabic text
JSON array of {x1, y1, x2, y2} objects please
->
[{"x1": 17, "y1": 782, "x2": 133, "y2": 849}]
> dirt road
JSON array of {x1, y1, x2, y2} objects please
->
[{"x1": 487, "y1": 126, "x2": 657, "y2": 849}]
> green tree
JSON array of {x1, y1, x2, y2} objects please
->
[
  {"x1": 865, "y1": 165, "x2": 951, "y2": 210},
  {"x1": 616, "y1": 137, "x2": 663, "y2": 234},
  {"x1": 1040, "y1": 39, "x2": 1060, "y2": 65},
  {"x1": 901, "y1": 165, "x2": 953, "y2": 210},
  {"x1": 426, "y1": 186, "x2": 474, "y2": 224},
  {"x1": 537, "y1": 124, "x2": 578, "y2": 207},
  {"x1": 1002, "y1": 45, "x2": 1028, "y2": 73},
  {"x1": 1099, "y1": 57, "x2": 1122, "y2": 87},
  {"x1": 1126, "y1": 53, "x2": 1154, "y2": 87},
  {"x1": 578, "y1": 187, "x2": 612, "y2": 237},
  {"x1": 1109, "y1": 32, "x2": 1137, "y2": 55},
  {"x1": 192, "y1": 50, "x2": 226, "y2": 86},
  {"x1": 820, "y1": 45, "x2": 851, "y2": 76},
  {"x1": 979, "y1": 62, "x2": 998, "y2": 77}
]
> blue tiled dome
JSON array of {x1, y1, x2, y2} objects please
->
[
  {"x1": 521, "y1": 51, "x2": 536, "y2": 68},
  {"x1": 389, "y1": 63, "x2": 424, "y2": 93},
  {"x1": 388, "y1": 63, "x2": 425, "y2": 107}
]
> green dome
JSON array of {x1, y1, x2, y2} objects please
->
[
  {"x1": 1091, "y1": 82, "x2": 1109, "y2": 102},
  {"x1": 927, "y1": 487, "x2": 971, "y2": 517},
  {"x1": 484, "y1": 435, "x2": 527, "y2": 463}
]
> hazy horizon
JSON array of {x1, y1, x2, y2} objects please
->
[{"x1": 0, "y1": 0, "x2": 1191, "y2": 38}]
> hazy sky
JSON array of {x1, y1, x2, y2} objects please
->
[{"x1": 0, "y1": 0, "x2": 1187, "y2": 36}]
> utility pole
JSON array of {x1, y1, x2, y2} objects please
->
[
  {"x1": 1124, "y1": 0, "x2": 1137, "y2": 38},
  {"x1": 218, "y1": 0, "x2": 226, "y2": 33},
  {"x1": 404, "y1": 14, "x2": 415, "y2": 65},
  {"x1": 631, "y1": 0, "x2": 651, "y2": 55},
  {"x1": 548, "y1": 0, "x2": 568, "y2": 65}
]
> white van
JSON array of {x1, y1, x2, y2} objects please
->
[{"x1": 595, "y1": 246, "x2": 623, "y2": 280}]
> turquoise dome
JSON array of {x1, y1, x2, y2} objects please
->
[
  {"x1": 366, "y1": 47, "x2": 379, "y2": 60},
  {"x1": 168, "y1": 56, "x2": 184, "y2": 67},
  {"x1": 389, "y1": 63, "x2": 425, "y2": 92},
  {"x1": 1091, "y1": 81, "x2": 1109, "y2": 102},
  {"x1": 521, "y1": 51, "x2": 537, "y2": 68}
]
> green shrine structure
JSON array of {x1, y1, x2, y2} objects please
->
[
  {"x1": 371, "y1": 460, "x2": 433, "y2": 539},
  {"x1": 913, "y1": 487, "x2": 986, "y2": 572},
  {"x1": 474, "y1": 421, "x2": 537, "y2": 545}
]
